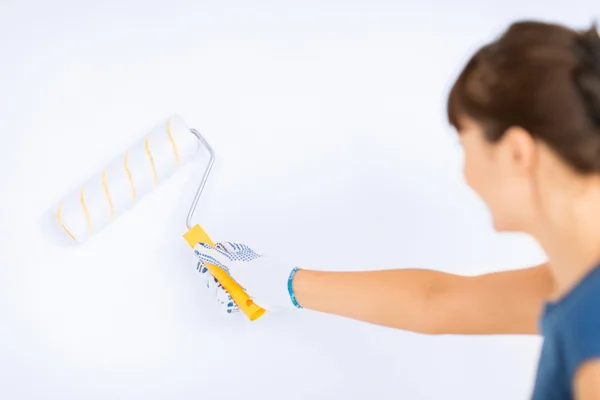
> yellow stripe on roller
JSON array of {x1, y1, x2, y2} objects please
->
[
  {"x1": 101, "y1": 169, "x2": 114, "y2": 220},
  {"x1": 124, "y1": 151, "x2": 136, "y2": 201},
  {"x1": 145, "y1": 136, "x2": 158, "y2": 185},
  {"x1": 167, "y1": 119, "x2": 181, "y2": 165},
  {"x1": 80, "y1": 185, "x2": 93, "y2": 235},
  {"x1": 56, "y1": 202, "x2": 76, "y2": 241}
]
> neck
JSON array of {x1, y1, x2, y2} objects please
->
[{"x1": 531, "y1": 189, "x2": 600, "y2": 301}]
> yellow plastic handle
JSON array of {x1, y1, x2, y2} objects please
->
[{"x1": 183, "y1": 224, "x2": 266, "y2": 321}]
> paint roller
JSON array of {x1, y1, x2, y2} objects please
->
[{"x1": 43, "y1": 115, "x2": 266, "y2": 321}]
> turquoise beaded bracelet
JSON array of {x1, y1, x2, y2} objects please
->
[{"x1": 287, "y1": 267, "x2": 302, "y2": 309}]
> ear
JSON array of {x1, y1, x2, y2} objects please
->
[{"x1": 499, "y1": 126, "x2": 537, "y2": 175}]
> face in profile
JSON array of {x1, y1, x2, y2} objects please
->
[{"x1": 457, "y1": 117, "x2": 542, "y2": 233}]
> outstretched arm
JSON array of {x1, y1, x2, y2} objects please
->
[
  {"x1": 292, "y1": 264, "x2": 553, "y2": 335},
  {"x1": 193, "y1": 243, "x2": 553, "y2": 335}
]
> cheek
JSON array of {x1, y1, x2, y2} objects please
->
[
  {"x1": 463, "y1": 152, "x2": 502, "y2": 206},
  {"x1": 462, "y1": 153, "x2": 487, "y2": 195},
  {"x1": 460, "y1": 134, "x2": 506, "y2": 210},
  {"x1": 463, "y1": 152, "x2": 526, "y2": 230}
]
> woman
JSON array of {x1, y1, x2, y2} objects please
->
[{"x1": 194, "y1": 20, "x2": 600, "y2": 399}]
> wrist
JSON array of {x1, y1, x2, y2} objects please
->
[
  {"x1": 287, "y1": 267, "x2": 303, "y2": 309},
  {"x1": 290, "y1": 267, "x2": 315, "y2": 309}
]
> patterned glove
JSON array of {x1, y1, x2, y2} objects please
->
[{"x1": 193, "y1": 242, "x2": 303, "y2": 313}]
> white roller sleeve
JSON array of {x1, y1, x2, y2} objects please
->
[{"x1": 48, "y1": 115, "x2": 200, "y2": 243}]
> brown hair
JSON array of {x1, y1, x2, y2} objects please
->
[{"x1": 447, "y1": 20, "x2": 600, "y2": 173}]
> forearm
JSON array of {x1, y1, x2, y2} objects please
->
[
  {"x1": 292, "y1": 264, "x2": 553, "y2": 335},
  {"x1": 293, "y1": 269, "x2": 450, "y2": 333}
]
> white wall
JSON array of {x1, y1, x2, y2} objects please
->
[{"x1": 1, "y1": 1, "x2": 596, "y2": 399}]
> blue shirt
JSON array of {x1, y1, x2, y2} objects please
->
[{"x1": 532, "y1": 264, "x2": 600, "y2": 399}]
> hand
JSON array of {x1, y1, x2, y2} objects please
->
[{"x1": 193, "y1": 242, "x2": 303, "y2": 313}]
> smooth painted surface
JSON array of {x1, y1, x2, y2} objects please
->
[{"x1": 1, "y1": 1, "x2": 596, "y2": 399}]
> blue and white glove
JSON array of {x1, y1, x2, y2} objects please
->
[{"x1": 193, "y1": 242, "x2": 303, "y2": 313}]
